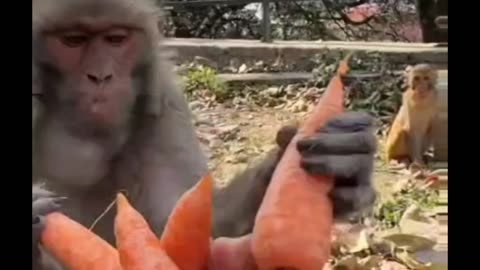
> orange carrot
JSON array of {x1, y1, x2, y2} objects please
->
[
  {"x1": 251, "y1": 55, "x2": 351, "y2": 270},
  {"x1": 41, "y1": 212, "x2": 122, "y2": 270},
  {"x1": 209, "y1": 235, "x2": 258, "y2": 270},
  {"x1": 115, "y1": 193, "x2": 179, "y2": 270},
  {"x1": 160, "y1": 174, "x2": 213, "y2": 270}
]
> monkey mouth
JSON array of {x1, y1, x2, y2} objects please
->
[{"x1": 90, "y1": 96, "x2": 108, "y2": 113}]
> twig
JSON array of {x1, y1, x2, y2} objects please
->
[{"x1": 89, "y1": 190, "x2": 128, "y2": 231}]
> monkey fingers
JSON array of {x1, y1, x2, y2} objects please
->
[
  {"x1": 298, "y1": 132, "x2": 376, "y2": 155},
  {"x1": 300, "y1": 154, "x2": 371, "y2": 179},
  {"x1": 32, "y1": 196, "x2": 66, "y2": 222},
  {"x1": 32, "y1": 184, "x2": 56, "y2": 201},
  {"x1": 320, "y1": 111, "x2": 374, "y2": 133}
]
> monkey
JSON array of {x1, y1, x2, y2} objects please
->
[
  {"x1": 32, "y1": 1, "x2": 377, "y2": 269},
  {"x1": 385, "y1": 63, "x2": 439, "y2": 169}
]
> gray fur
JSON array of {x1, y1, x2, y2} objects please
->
[{"x1": 32, "y1": 1, "x2": 207, "y2": 269}]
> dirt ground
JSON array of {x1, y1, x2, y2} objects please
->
[{"x1": 193, "y1": 104, "x2": 401, "y2": 197}]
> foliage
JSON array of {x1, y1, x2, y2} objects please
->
[
  {"x1": 182, "y1": 64, "x2": 228, "y2": 101},
  {"x1": 162, "y1": 0, "x2": 424, "y2": 42},
  {"x1": 180, "y1": 51, "x2": 408, "y2": 133},
  {"x1": 373, "y1": 181, "x2": 438, "y2": 230},
  {"x1": 309, "y1": 51, "x2": 406, "y2": 131}
]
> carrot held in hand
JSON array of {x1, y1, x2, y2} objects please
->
[
  {"x1": 115, "y1": 193, "x2": 179, "y2": 270},
  {"x1": 209, "y1": 234, "x2": 258, "y2": 270},
  {"x1": 160, "y1": 174, "x2": 213, "y2": 270},
  {"x1": 251, "y1": 54, "x2": 351, "y2": 270},
  {"x1": 41, "y1": 212, "x2": 122, "y2": 270}
]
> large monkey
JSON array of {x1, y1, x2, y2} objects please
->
[
  {"x1": 385, "y1": 63, "x2": 438, "y2": 169},
  {"x1": 32, "y1": 1, "x2": 377, "y2": 269}
]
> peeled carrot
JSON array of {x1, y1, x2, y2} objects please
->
[
  {"x1": 115, "y1": 193, "x2": 179, "y2": 270},
  {"x1": 41, "y1": 212, "x2": 122, "y2": 270},
  {"x1": 251, "y1": 55, "x2": 351, "y2": 270},
  {"x1": 160, "y1": 174, "x2": 213, "y2": 270}
]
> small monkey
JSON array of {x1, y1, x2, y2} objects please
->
[{"x1": 385, "y1": 63, "x2": 439, "y2": 168}]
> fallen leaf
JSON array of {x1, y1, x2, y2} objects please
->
[
  {"x1": 333, "y1": 255, "x2": 359, "y2": 270},
  {"x1": 358, "y1": 255, "x2": 383, "y2": 269},
  {"x1": 349, "y1": 230, "x2": 372, "y2": 253},
  {"x1": 381, "y1": 233, "x2": 436, "y2": 252},
  {"x1": 395, "y1": 250, "x2": 432, "y2": 269},
  {"x1": 379, "y1": 261, "x2": 408, "y2": 270}
]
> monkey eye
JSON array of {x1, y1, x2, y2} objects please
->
[
  {"x1": 413, "y1": 76, "x2": 420, "y2": 81},
  {"x1": 60, "y1": 33, "x2": 88, "y2": 48},
  {"x1": 423, "y1": 76, "x2": 429, "y2": 80},
  {"x1": 105, "y1": 34, "x2": 128, "y2": 46}
]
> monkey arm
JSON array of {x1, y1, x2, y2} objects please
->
[
  {"x1": 211, "y1": 126, "x2": 296, "y2": 238},
  {"x1": 212, "y1": 149, "x2": 281, "y2": 238},
  {"x1": 212, "y1": 112, "x2": 377, "y2": 237}
]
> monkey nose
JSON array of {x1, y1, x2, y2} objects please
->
[{"x1": 86, "y1": 73, "x2": 113, "y2": 85}]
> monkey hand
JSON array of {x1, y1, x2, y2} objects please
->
[
  {"x1": 276, "y1": 111, "x2": 377, "y2": 218},
  {"x1": 32, "y1": 184, "x2": 65, "y2": 253}
]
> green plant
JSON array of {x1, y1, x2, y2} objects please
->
[
  {"x1": 373, "y1": 183, "x2": 438, "y2": 229},
  {"x1": 182, "y1": 65, "x2": 228, "y2": 101}
]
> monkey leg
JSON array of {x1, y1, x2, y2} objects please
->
[
  {"x1": 385, "y1": 128, "x2": 409, "y2": 163},
  {"x1": 407, "y1": 131, "x2": 426, "y2": 169}
]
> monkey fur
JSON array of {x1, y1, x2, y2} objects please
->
[
  {"x1": 385, "y1": 63, "x2": 439, "y2": 168},
  {"x1": 32, "y1": 1, "x2": 376, "y2": 269}
]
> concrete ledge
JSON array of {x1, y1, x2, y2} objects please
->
[{"x1": 164, "y1": 38, "x2": 448, "y2": 70}]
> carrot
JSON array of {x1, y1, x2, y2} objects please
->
[
  {"x1": 41, "y1": 212, "x2": 122, "y2": 270},
  {"x1": 160, "y1": 174, "x2": 213, "y2": 270},
  {"x1": 115, "y1": 193, "x2": 179, "y2": 270},
  {"x1": 209, "y1": 235, "x2": 258, "y2": 270},
  {"x1": 251, "y1": 55, "x2": 351, "y2": 270}
]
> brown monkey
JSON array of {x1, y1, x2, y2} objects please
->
[
  {"x1": 32, "y1": 1, "x2": 377, "y2": 269},
  {"x1": 385, "y1": 63, "x2": 439, "y2": 168}
]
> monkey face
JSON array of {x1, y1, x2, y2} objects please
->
[
  {"x1": 408, "y1": 64, "x2": 437, "y2": 97},
  {"x1": 42, "y1": 23, "x2": 148, "y2": 130}
]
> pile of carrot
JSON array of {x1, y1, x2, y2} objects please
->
[
  {"x1": 39, "y1": 55, "x2": 351, "y2": 270},
  {"x1": 41, "y1": 174, "x2": 213, "y2": 270}
]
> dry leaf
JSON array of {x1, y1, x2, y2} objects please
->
[
  {"x1": 395, "y1": 250, "x2": 432, "y2": 269},
  {"x1": 349, "y1": 230, "x2": 372, "y2": 253},
  {"x1": 379, "y1": 261, "x2": 408, "y2": 270},
  {"x1": 358, "y1": 255, "x2": 383, "y2": 268},
  {"x1": 333, "y1": 255, "x2": 360, "y2": 270},
  {"x1": 382, "y1": 233, "x2": 436, "y2": 252}
]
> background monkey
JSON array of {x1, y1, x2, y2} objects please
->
[
  {"x1": 32, "y1": 0, "x2": 376, "y2": 269},
  {"x1": 385, "y1": 63, "x2": 439, "y2": 168}
]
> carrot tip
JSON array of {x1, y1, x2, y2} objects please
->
[
  {"x1": 116, "y1": 193, "x2": 129, "y2": 211},
  {"x1": 338, "y1": 52, "x2": 353, "y2": 76}
]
